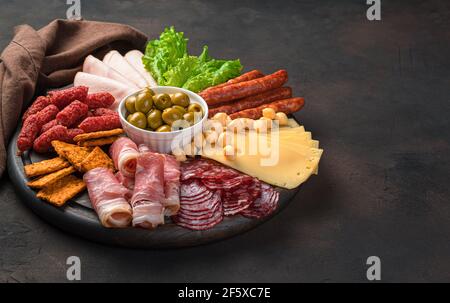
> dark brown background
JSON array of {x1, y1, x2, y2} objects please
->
[{"x1": 1, "y1": 0, "x2": 449, "y2": 282}]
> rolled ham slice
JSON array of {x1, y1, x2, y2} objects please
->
[
  {"x1": 82, "y1": 55, "x2": 139, "y2": 89},
  {"x1": 131, "y1": 152, "x2": 165, "y2": 229},
  {"x1": 109, "y1": 137, "x2": 139, "y2": 178},
  {"x1": 163, "y1": 155, "x2": 181, "y2": 216},
  {"x1": 138, "y1": 144, "x2": 152, "y2": 153},
  {"x1": 103, "y1": 50, "x2": 148, "y2": 88},
  {"x1": 115, "y1": 171, "x2": 134, "y2": 201},
  {"x1": 84, "y1": 168, "x2": 132, "y2": 228},
  {"x1": 124, "y1": 50, "x2": 157, "y2": 87},
  {"x1": 74, "y1": 72, "x2": 135, "y2": 109}
]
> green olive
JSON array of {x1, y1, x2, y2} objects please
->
[
  {"x1": 142, "y1": 87, "x2": 155, "y2": 97},
  {"x1": 127, "y1": 112, "x2": 147, "y2": 129},
  {"x1": 172, "y1": 105, "x2": 187, "y2": 115},
  {"x1": 162, "y1": 107, "x2": 184, "y2": 126},
  {"x1": 187, "y1": 103, "x2": 203, "y2": 115},
  {"x1": 125, "y1": 96, "x2": 137, "y2": 114},
  {"x1": 156, "y1": 125, "x2": 171, "y2": 132},
  {"x1": 153, "y1": 93, "x2": 172, "y2": 110},
  {"x1": 183, "y1": 112, "x2": 195, "y2": 125},
  {"x1": 147, "y1": 109, "x2": 163, "y2": 130},
  {"x1": 171, "y1": 92, "x2": 190, "y2": 107},
  {"x1": 135, "y1": 92, "x2": 153, "y2": 114}
]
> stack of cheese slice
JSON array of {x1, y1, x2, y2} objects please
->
[{"x1": 203, "y1": 119, "x2": 323, "y2": 189}]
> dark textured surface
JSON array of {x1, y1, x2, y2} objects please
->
[{"x1": 1, "y1": 0, "x2": 449, "y2": 282}]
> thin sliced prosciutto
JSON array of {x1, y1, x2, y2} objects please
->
[
  {"x1": 138, "y1": 144, "x2": 152, "y2": 153},
  {"x1": 130, "y1": 152, "x2": 165, "y2": 229},
  {"x1": 162, "y1": 155, "x2": 181, "y2": 216},
  {"x1": 115, "y1": 171, "x2": 134, "y2": 200},
  {"x1": 109, "y1": 137, "x2": 139, "y2": 177},
  {"x1": 84, "y1": 167, "x2": 132, "y2": 228}
]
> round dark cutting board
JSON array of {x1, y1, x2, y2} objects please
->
[{"x1": 7, "y1": 126, "x2": 301, "y2": 248}]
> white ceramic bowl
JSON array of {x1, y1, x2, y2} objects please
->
[{"x1": 118, "y1": 86, "x2": 208, "y2": 154}]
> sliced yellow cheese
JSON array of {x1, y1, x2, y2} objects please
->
[
  {"x1": 287, "y1": 118, "x2": 300, "y2": 128},
  {"x1": 202, "y1": 132, "x2": 323, "y2": 189},
  {"x1": 265, "y1": 132, "x2": 320, "y2": 175},
  {"x1": 278, "y1": 126, "x2": 305, "y2": 133}
]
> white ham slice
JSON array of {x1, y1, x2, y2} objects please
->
[
  {"x1": 131, "y1": 152, "x2": 165, "y2": 229},
  {"x1": 103, "y1": 50, "x2": 148, "y2": 88},
  {"x1": 82, "y1": 55, "x2": 139, "y2": 89},
  {"x1": 109, "y1": 137, "x2": 140, "y2": 178},
  {"x1": 162, "y1": 155, "x2": 181, "y2": 216},
  {"x1": 74, "y1": 72, "x2": 135, "y2": 109},
  {"x1": 84, "y1": 168, "x2": 132, "y2": 228},
  {"x1": 124, "y1": 50, "x2": 157, "y2": 87}
]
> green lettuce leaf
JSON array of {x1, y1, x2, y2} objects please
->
[
  {"x1": 163, "y1": 55, "x2": 199, "y2": 87},
  {"x1": 183, "y1": 59, "x2": 242, "y2": 92},
  {"x1": 142, "y1": 26, "x2": 187, "y2": 83},
  {"x1": 143, "y1": 27, "x2": 242, "y2": 92}
]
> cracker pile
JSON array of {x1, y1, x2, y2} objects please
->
[
  {"x1": 24, "y1": 138, "x2": 116, "y2": 207},
  {"x1": 73, "y1": 128, "x2": 123, "y2": 147}
]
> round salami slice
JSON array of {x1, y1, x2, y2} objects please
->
[
  {"x1": 202, "y1": 175, "x2": 254, "y2": 190},
  {"x1": 241, "y1": 183, "x2": 279, "y2": 219},
  {"x1": 181, "y1": 179, "x2": 208, "y2": 195},
  {"x1": 181, "y1": 160, "x2": 214, "y2": 181},
  {"x1": 222, "y1": 179, "x2": 261, "y2": 216},
  {"x1": 180, "y1": 191, "x2": 215, "y2": 205},
  {"x1": 177, "y1": 201, "x2": 221, "y2": 220},
  {"x1": 173, "y1": 203, "x2": 223, "y2": 231},
  {"x1": 179, "y1": 191, "x2": 221, "y2": 213}
]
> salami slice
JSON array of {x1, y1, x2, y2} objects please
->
[
  {"x1": 173, "y1": 202, "x2": 223, "y2": 231},
  {"x1": 241, "y1": 183, "x2": 279, "y2": 219},
  {"x1": 175, "y1": 158, "x2": 278, "y2": 230},
  {"x1": 179, "y1": 190, "x2": 221, "y2": 213}
]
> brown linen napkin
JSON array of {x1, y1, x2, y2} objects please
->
[{"x1": 0, "y1": 19, "x2": 148, "y2": 176}]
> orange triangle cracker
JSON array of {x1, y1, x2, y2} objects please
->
[
  {"x1": 78, "y1": 136, "x2": 119, "y2": 147},
  {"x1": 51, "y1": 141, "x2": 77, "y2": 157},
  {"x1": 27, "y1": 166, "x2": 76, "y2": 189},
  {"x1": 79, "y1": 146, "x2": 114, "y2": 173},
  {"x1": 36, "y1": 174, "x2": 86, "y2": 207},
  {"x1": 73, "y1": 128, "x2": 123, "y2": 142},
  {"x1": 51, "y1": 141, "x2": 92, "y2": 170},
  {"x1": 24, "y1": 157, "x2": 70, "y2": 178}
]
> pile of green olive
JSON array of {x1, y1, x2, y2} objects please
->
[{"x1": 124, "y1": 88, "x2": 204, "y2": 132}]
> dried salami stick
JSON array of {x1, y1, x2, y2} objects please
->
[
  {"x1": 229, "y1": 97, "x2": 305, "y2": 120},
  {"x1": 56, "y1": 100, "x2": 89, "y2": 127},
  {"x1": 84, "y1": 92, "x2": 115, "y2": 109},
  {"x1": 33, "y1": 125, "x2": 69, "y2": 153},
  {"x1": 49, "y1": 86, "x2": 88, "y2": 110},
  {"x1": 92, "y1": 108, "x2": 117, "y2": 117},
  {"x1": 78, "y1": 114, "x2": 121, "y2": 133},
  {"x1": 200, "y1": 70, "x2": 288, "y2": 106},
  {"x1": 200, "y1": 70, "x2": 264, "y2": 94},
  {"x1": 208, "y1": 87, "x2": 292, "y2": 117},
  {"x1": 40, "y1": 119, "x2": 59, "y2": 135},
  {"x1": 17, "y1": 104, "x2": 59, "y2": 153},
  {"x1": 22, "y1": 96, "x2": 52, "y2": 122}
]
